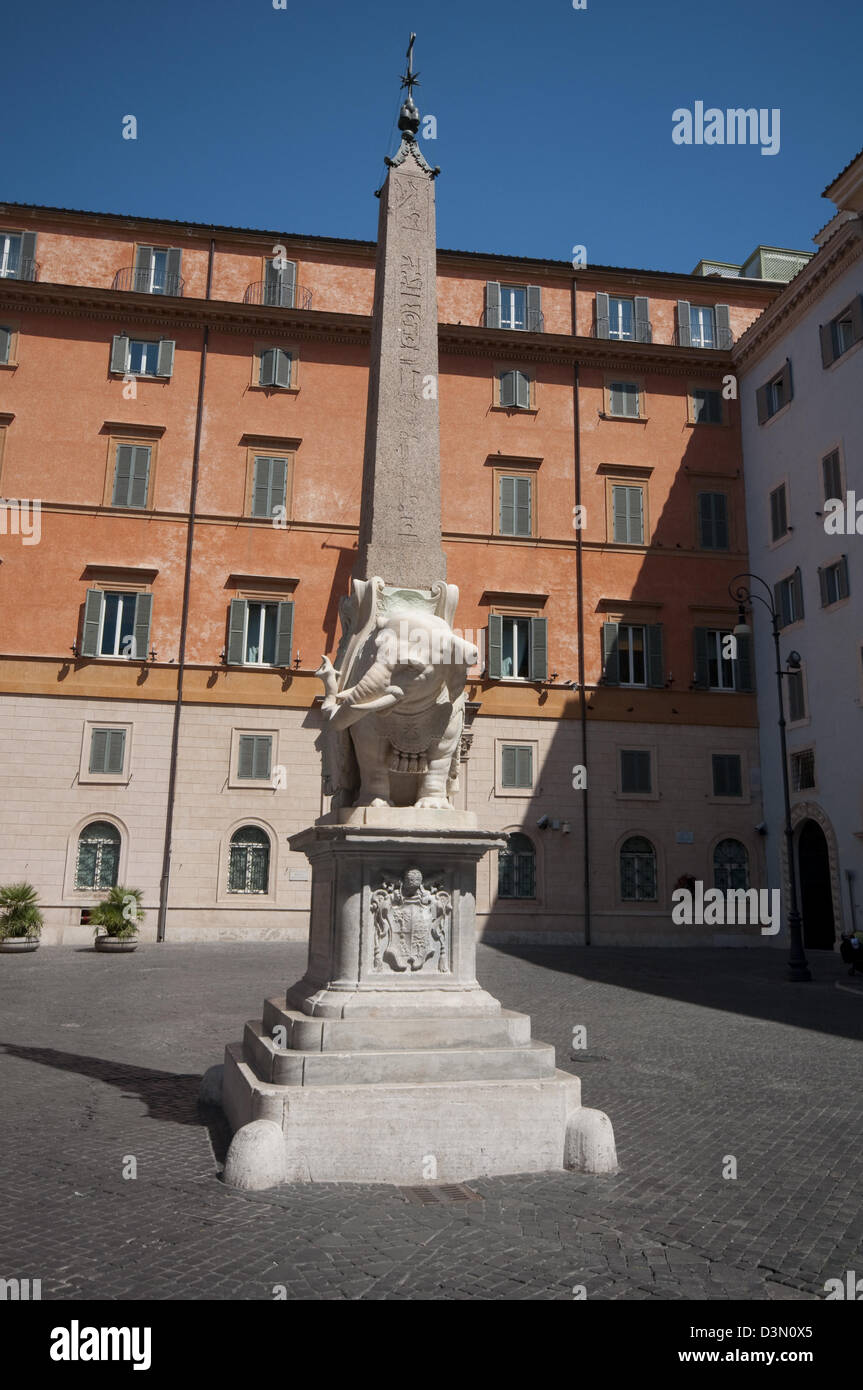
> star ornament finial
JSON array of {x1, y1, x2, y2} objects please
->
[{"x1": 399, "y1": 31, "x2": 420, "y2": 99}]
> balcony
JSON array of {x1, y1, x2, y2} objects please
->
[
  {"x1": 673, "y1": 325, "x2": 734, "y2": 350},
  {"x1": 0, "y1": 259, "x2": 38, "y2": 283},
  {"x1": 592, "y1": 322, "x2": 654, "y2": 342},
  {"x1": 480, "y1": 306, "x2": 544, "y2": 333},
  {"x1": 243, "y1": 281, "x2": 313, "y2": 310},
  {"x1": 112, "y1": 266, "x2": 185, "y2": 297}
]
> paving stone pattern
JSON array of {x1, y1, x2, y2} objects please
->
[{"x1": 0, "y1": 943, "x2": 860, "y2": 1301}]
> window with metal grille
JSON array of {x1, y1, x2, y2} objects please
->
[
  {"x1": 497, "y1": 832, "x2": 536, "y2": 899},
  {"x1": 227, "y1": 825, "x2": 270, "y2": 894},
  {"x1": 822, "y1": 450, "x2": 843, "y2": 503},
  {"x1": 237, "y1": 735, "x2": 273, "y2": 781},
  {"x1": 609, "y1": 381, "x2": 640, "y2": 418},
  {"x1": 713, "y1": 838, "x2": 749, "y2": 891},
  {"x1": 692, "y1": 388, "x2": 722, "y2": 424},
  {"x1": 620, "y1": 836, "x2": 656, "y2": 901},
  {"x1": 769, "y1": 483, "x2": 788, "y2": 541},
  {"x1": 501, "y1": 745, "x2": 533, "y2": 789},
  {"x1": 697, "y1": 492, "x2": 729, "y2": 549},
  {"x1": 620, "y1": 749, "x2": 652, "y2": 794},
  {"x1": 712, "y1": 753, "x2": 743, "y2": 797},
  {"x1": 791, "y1": 749, "x2": 815, "y2": 791},
  {"x1": 75, "y1": 820, "x2": 121, "y2": 890}
]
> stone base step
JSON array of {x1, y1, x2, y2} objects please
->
[{"x1": 261, "y1": 998, "x2": 532, "y2": 1052}]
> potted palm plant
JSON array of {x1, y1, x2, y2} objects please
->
[
  {"x1": 91, "y1": 886, "x2": 144, "y2": 952},
  {"x1": 0, "y1": 882, "x2": 44, "y2": 952}
]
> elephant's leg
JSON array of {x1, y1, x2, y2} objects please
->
[
  {"x1": 350, "y1": 721, "x2": 393, "y2": 806},
  {"x1": 416, "y1": 709, "x2": 462, "y2": 809}
]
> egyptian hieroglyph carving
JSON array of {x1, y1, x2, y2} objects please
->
[
  {"x1": 370, "y1": 868, "x2": 451, "y2": 973},
  {"x1": 317, "y1": 577, "x2": 477, "y2": 810}
]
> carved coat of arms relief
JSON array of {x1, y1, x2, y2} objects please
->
[{"x1": 370, "y1": 868, "x2": 451, "y2": 974}]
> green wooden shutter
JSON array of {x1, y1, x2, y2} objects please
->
[
  {"x1": 156, "y1": 339, "x2": 175, "y2": 377},
  {"x1": 515, "y1": 371, "x2": 531, "y2": 409},
  {"x1": 713, "y1": 493, "x2": 729, "y2": 549},
  {"x1": 501, "y1": 745, "x2": 517, "y2": 787},
  {"x1": 485, "y1": 281, "x2": 501, "y2": 329},
  {"x1": 133, "y1": 593, "x2": 152, "y2": 661},
  {"x1": 693, "y1": 627, "x2": 709, "y2": 688},
  {"x1": 613, "y1": 486, "x2": 629, "y2": 543},
  {"x1": 787, "y1": 672, "x2": 805, "y2": 722},
  {"x1": 487, "y1": 615, "x2": 503, "y2": 679},
  {"x1": 647, "y1": 624, "x2": 664, "y2": 687},
  {"x1": 227, "y1": 599, "x2": 247, "y2": 665},
  {"x1": 634, "y1": 296, "x2": 651, "y2": 343},
  {"x1": 89, "y1": 728, "x2": 108, "y2": 774},
  {"x1": 516, "y1": 746, "x2": 533, "y2": 787},
  {"x1": 106, "y1": 728, "x2": 126, "y2": 774},
  {"x1": 838, "y1": 555, "x2": 850, "y2": 600},
  {"x1": 793, "y1": 567, "x2": 804, "y2": 620},
  {"x1": 819, "y1": 321, "x2": 835, "y2": 368},
  {"x1": 601, "y1": 622, "x2": 620, "y2": 684},
  {"x1": 237, "y1": 735, "x2": 255, "y2": 779},
  {"x1": 677, "y1": 300, "x2": 692, "y2": 347},
  {"x1": 529, "y1": 617, "x2": 547, "y2": 681},
  {"x1": 526, "y1": 285, "x2": 542, "y2": 332},
  {"x1": 697, "y1": 492, "x2": 712, "y2": 548},
  {"x1": 274, "y1": 601, "x2": 294, "y2": 667},
  {"x1": 595, "y1": 292, "x2": 610, "y2": 339},
  {"x1": 756, "y1": 383, "x2": 770, "y2": 425},
  {"x1": 715, "y1": 304, "x2": 731, "y2": 349},
  {"x1": 20, "y1": 231, "x2": 37, "y2": 279},
  {"x1": 128, "y1": 447, "x2": 151, "y2": 509},
  {"x1": 628, "y1": 486, "x2": 644, "y2": 543},
  {"x1": 253, "y1": 736, "x2": 272, "y2": 779},
  {"x1": 252, "y1": 457, "x2": 273, "y2": 517},
  {"x1": 781, "y1": 358, "x2": 793, "y2": 402},
  {"x1": 822, "y1": 451, "x2": 842, "y2": 501},
  {"x1": 0, "y1": 326, "x2": 10, "y2": 365},
  {"x1": 165, "y1": 248, "x2": 182, "y2": 294},
  {"x1": 110, "y1": 334, "x2": 128, "y2": 373},
  {"x1": 735, "y1": 633, "x2": 754, "y2": 691},
  {"x1": 499, "y1": 370, "x2": 515, "y2": 407},
  {"x1": 112, "y1": 445, "x2": 134, "y2": 506},
  {"x1": 81, "y1": 589, "x2": 103, "y2": 657},
  {"x1": 280, "y1": 261, "x2": 296, "y2": 308},
  {"x1": 269, "y1": 458, "x2": 287, "y2": 516},
  {"x1": 275, "y1": 349, "x2": 292, "y2": 388},
  {"x1": 818, "y1": 565, "x2": 829, "y2": 607},
  {"x1": 259, "y1": 348, "x2": 276, "y2": 386},
  {"x1": 515, "y1": 476, "x2": 531, "y2": 535},
  {"x1": 499, "y1": 476, "x2": 515, "y2": 534}
]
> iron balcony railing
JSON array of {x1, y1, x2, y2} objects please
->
[
  {"x1": 592, "y1": 322, "x2": 653, "y2": 342},
  {"x1": 673, "y1": 325, "x2": 734, "y2": 350},
  {"x1": 480, "y1": 306, "x2": 544, "y2": 333},
  {"x1": 112, "y1": 266, "x2": 185, "y2": 297},
  {"x1": 0, "y1": 259, "x2": 38, "y2": 282},
  {"x1": 243, "y1": 281, "x2": 313, "y2": 310}
]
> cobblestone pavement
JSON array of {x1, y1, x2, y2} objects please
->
[{"x1": 0, "y1": 942, "x2": 860, "y2": 1301}]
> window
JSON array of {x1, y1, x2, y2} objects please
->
[
  {"x1": 226, "y1": 598, "x2": 293, "y2": 667},
  {"x1": 228, "y1": 825, "x2": 271, "y2": 894},
  {"x1": 498, "y1": 475, "x2": 532, "y2": 536},
  {"x1": 620, "y1": 836, "x2": 657, "y2": 901},
  {"x1": 485, "y1": 282, "x2": 542, "y2": 332},
  {"x1": 691, "y1": 388, "x2": 722, "y2": 424},
  {"x1": 111, "y1": 444, "x2": 152, "y2": 508},
  {"x1": 75, "y1": 820, "x2": 121, "y2": 891},
  {"x1": 693, "y1": 628, "x2": 753, "y2": 692},
  {"x1": 258, "y1": 347, "x2": 293, "y2": 389},
  {"x1": 822, "y1": 449, "x2": 843, "y2": 503},
  {"x1": 498, "y1": 832, "x2": 536, "y2": 899},
  {"x1": 501, "y1": 745, "x2": 533, "y2": 789},
  {"x1": 713, "y1": 839, "x2": 748, "y2": 891},
  {"x1": 89, "y1": 727, "x2": 127, "y2": 776},
  {"x1": 0, "y1": 324, "x2": 14, "y2": 366},
  {"x1": 109, "y1": 334, "x2": 174, "y2": 379},
  {"x1": 0, "y1": 231, "x2": 36, "y2": 281},
  {"x1": 602, "y1": 622, "x2": 664, "y2": 688},
  {"x1": 133, "y1": 245, "x2": 182, "y2": 296},
  {"x1": 608, "y1": 381, "x2": 640, "y2": 418},
  {"x1": 595, "y1": 293, "x2": 651, "y2": 342},
  {"x1": 697, "y1": 492, "x2": 729, "y2": 549},
  {"x1": 775, "y1": 569, "x2": 804, "y2": 628},
  {"x1": 237, "y1": 735, "x2": 273, "y2": 781},
  {"x1": 620, "y1": 750, "x2": 652, "y2": 795},
  {"x1": 263, "y1": 257, "x2": 296, "y2": 308},
  {"x1": 712, "y1": 754, "x2": 743, "y2": 798},
  {"x1": 786, "y1": 670, "x2": 806, "y2": 723},
  {"x1": 819, "y1": 557, "x2": 849, "y2": 607},
  {"x1": 791, "y1": 749, "x2": 815, "y2": 792},
  {"x1": 250, "y1": 456, "x2": 289, "y2": 519},
  {"x1": 677, "y1": 300, "x2": 731, "y2": 350},
  {"x1": 80, "y1": 589, "x2": 152, "y2": 660},
  {"x1": 612, "y1": 485, "x2": 644, "y2": 544},
  {"x1": 499, "y1": 368, "x2": 532, "y2": 409},
  {"x1": 821, "y1": 297, "x2": 863, "y2": 367},
  {"x1": 487, "y1": 614, "x2": 547, "y2": 680},
  {"x1": 757, "y1": 361, "x2": 793, "y2": 423},
  {"x1": 769, "y1": 483, "x2": 789, "y2": 542}
]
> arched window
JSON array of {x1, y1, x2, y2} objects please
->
[
  {"x1": 620, "y1": 836, "x2": 657, "y2": 901},
  {"x1": 713, "y1": 838, "x2": 749, "y2": 892},
  {"x1": 228, "y1": 825, "x2": 270, "y2": 894},
  {"x1": 75, "y1": 820, "x2": 121, "y2": 890},
  {"x1": 498, "y1": 832, "x2": 536, "y2": 899}
]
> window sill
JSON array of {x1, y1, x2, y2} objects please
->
[
  {"x1": 599, "y1": 413, "x2": 648, "y2": 423},
  {"x1": 707, "y1": 794, "x2": 750, "y2": 805},
  {"x1": 490, "y1": 406, "x2": 538, "y2": 415},
  {"x1": 248, "y1": 385, "x2": 300, "y2": 395},
  {"x1": 109, "y1": 371, "x2": 169, "y2": 383},
  {"x1": 0, "y1": 361, "x2": 18, "y2": 371},
  {"x1": 77, "y1": 774, "x2": 132, "y2": 786},
  {"x1": 823, "y1": 335, "x2": 863, "y2": 371},
  {"x1": 686, "y1": 418, "x2": 727, "y2": 428},
  {"x1": 616, "y1": 791, "x2": 660, "y2": 801},
  {"x1": 759, "y1": 402, "x2": 792, "y2": 427}
]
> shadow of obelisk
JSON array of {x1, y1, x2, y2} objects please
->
[{"x1": 217, "y1": 37, "x2": 617, "y2": 1187}]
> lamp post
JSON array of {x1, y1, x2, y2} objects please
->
[{"x1": 730, "y1": 572, "x2": 812, "y2": 982}]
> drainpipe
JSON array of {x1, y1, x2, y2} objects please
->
[
  {"x1": 571, "y1": 280, "x2": 591, "y2": 946},
  {"x1": 156, "y1": 237, "x2": 215, "y2": 941}
]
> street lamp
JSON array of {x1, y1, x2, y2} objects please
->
[{"x1": 730, "y1": 572, "x2": 812, "y2": 982}]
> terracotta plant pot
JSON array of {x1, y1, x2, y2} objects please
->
[
  {"x1": 0, "y1": 937, "x2": 40, "y2": 953},
  {"x1": 94, "y1": 936, "x2": 138, "y2": 953}
]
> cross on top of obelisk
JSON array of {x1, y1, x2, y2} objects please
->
[
  {"x1": 400, "y1": 32, "x2": 420, "y2": 99},
  {"x1": 397, "y1": 32, "x2": 421, "y2": 138}
]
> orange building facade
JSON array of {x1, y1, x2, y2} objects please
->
[{"x1": 0, "y1": 202, "x2": 780, "y2": 943}]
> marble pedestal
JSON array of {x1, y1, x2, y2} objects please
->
[{"x1": 221, "y1": 812, "x2": 617, "y2": 1185}]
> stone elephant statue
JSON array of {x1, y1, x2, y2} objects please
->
[{"x1": 317, "y1": 605, "x2": 478, "y2": 810}]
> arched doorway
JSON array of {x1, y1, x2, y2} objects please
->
[{"x1": 797, "y1": 820, "x2": 835, "y2": 949}]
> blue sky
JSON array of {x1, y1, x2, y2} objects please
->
[{"x1": 3, "y1": 0, "x2": 860, "y2": 273}]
